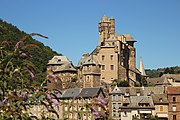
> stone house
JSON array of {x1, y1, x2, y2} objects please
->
[
  {"x1": 151, "y1": 94, "x2": 168, "y2": 119},
  {"x1": 120, "y1": 96, "x2": 155, "y2": 120},
  {"x1": 59, "y1": 87, "x2": 108, "y2": 120},
  {"x1": 47, "y1": 56, "x2": 77, "y2": 90},
  {"x1": 109, "y1": 86, "x2": 166, "y2": 120},
  {"x1": 167, "y1": 86, "x2": 180, "y2": 120}
]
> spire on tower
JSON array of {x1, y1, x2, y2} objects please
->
[{"x1": 138, "y1": 57, "x2": 147, "y2": 76}]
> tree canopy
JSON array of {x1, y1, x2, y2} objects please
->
[{"x1": 0, "y1": 19, "x2": 60, "y2": 86}]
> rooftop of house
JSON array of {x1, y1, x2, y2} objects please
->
[
  {"x1": 121, "y1": 96, "x2": 154, "y2": 108},
  {"x1": 59, "y1": 87, "x2": 106, "y2": 99},
  {"x1": 61, "y1": 88, "x2": 81, "y2": 99},
  {"x1": 52, "y1": 62, "x2": 77, "y2": 72},
  {"x1": 77, "y1": 87, "x2": 105, "y2": 98},
  {"x1": 146, "y1": 77, "x2": 170, "y2": 85},
  {"x1": 110, "y1": 86, "x2": 165, "y2": 96},
  {"x1": 162, "y1": 74, "x2": 180, "y2": 82},
  {"x1": 151, "y1": 94, "x2": 168, "y2": 104},
  {"x1": 48, "y1": 55, "x2": 70, "y2": 65}
]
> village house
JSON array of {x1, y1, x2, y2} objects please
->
[
  {"x1": 167, "y1": 86, "x2": 180, "y2": 120},
  {"x1": 59, "y1": 87, "x2": 108, "y2": 120},
  {"x1": 151, "y1": 94, "x2": 168, "y2": 120},
  {"x1": 108, "y1": 86, "x2": 167, "y2": 120}
]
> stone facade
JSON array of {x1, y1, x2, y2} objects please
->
[
  {"x1": 47, "y1": 56, "x2": 77, "y2": 90},
  {"x1": 167, "y1": 86, "x2": 180, "y2": 120},
  {"x1": 59, "y1": 87, "x2": 108, "y2": 120},
  {"x1": 108, "y1": 86, "x2": 169, "y2": 120},
  {"x1": 78, "y1": 16, "x2": 138, "y2": 87}
]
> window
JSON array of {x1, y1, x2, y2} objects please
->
[
  {"x1": 118, "y1": 95, "x2": 121, "y2": 101},
  {"x1": 173, "y1": 115, "x2": 176, "y2": 120},
  {"x1": 110, "y1": 55, "x2": 113, "y2": 60},
  {"x1": 159, "y1": 98, "x2": 163, "y2": 102},
  {"x1": 112, "y1": 103, "x2": 116, "y2": 109},
  {"x1": 173, "y1": 97, "x2": 176, "y2": 102},
  {"x1": 172, "y1": 105, "x2": 176, "y2": 111},
  {"x1": 118, "y1": 103, "x2": 121, "y2": 109},
  {"x1": 136, "y1": 92, "x2": 140, "y2": 96},
  {"x1": 123, "y1": 112, "x2": 127, "y2": 117},
  {"x1": 112, "y1": 95, "x2": 116, "y2": 101},
  {"x1": 86, "y1": 76, "x2": 90, "y2": 82},
  {"x1": 110, "y1": 65, "x2": 114, "y2": 70},
  {"x1": 160, "y1": 106, "x2": 163, "y2": 111},
  {"x1": 102, "y1": 65, "x2": 105, "y2": 70},
  {"x1": 102, "y1": 55, "x2": 105, "y2": 61},
  {"x1": 112, "y1": 110, "x2": 116, "y2": 116}
]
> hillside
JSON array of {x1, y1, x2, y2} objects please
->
[
  {"x1": 0, "y1": 19, "x2": 60, "y2": 85},
  {"x1": 145, "y1": 66, "x2": 180, "y2": 78}
]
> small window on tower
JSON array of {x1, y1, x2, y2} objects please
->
[
  {"x1": 110, "y1": 65, "x2": 114, "y2": 70},
  {"x1": 102, "y1": 65, "x2": 105, "y2": 70},
  {"x1": 102, "y1": 55, "x2": 105, "y2": 61},
  {"x1": 110, "y1": 55, "x2": 113, "y2": 60}
]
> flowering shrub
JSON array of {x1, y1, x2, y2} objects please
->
[{"x1": 0, "y1": 33, "x2": 109, "y2": 120}]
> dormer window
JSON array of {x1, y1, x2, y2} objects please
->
[
  {"x1": 137, "y1": 92, "x2": 140, "y2": 96},
  {"x1": 125, "y1": 92, "x2": 129, "y2": 96},
  {"x1": 159, "y1": 98, "x2": 163, "y2": 102},
  {"x1": 57, "y1": 59, "x2": 61, "y2": 62}
]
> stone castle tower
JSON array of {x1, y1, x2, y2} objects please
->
[{"x1": 78, "y1": 16, "x2": 138, "y2": 87}]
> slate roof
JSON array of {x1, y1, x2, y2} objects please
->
[
  {"x1": 53, "y1": 62, "x2": 77, "y2": 72},
  {"x1": 122, "y1": 96, "x2": 154, "y2": 108},
  {"x1": 118, "y1": 87, "x2": 143, "y2": 96},
  {"x1": 48, "y1": 56, "x2": 70, "y2": 65},
  {"x1": 146, "y1": 77, "x2": 170, "y2": 85},
  {"x1": 82, "y1": 55, "x2": 100, "y2": 66},
  {"x1": 77, "y1": 53, "x2": 89, "y2": 67},
  {"x1": 60, "y1": 87, "x2": 106, "y2": 99},
  {"x1": 77, "y1": 87, "x2": 105, "y2": 98},
  {"x1": 111, "y1": 86, "x2": 165, "y2": 96},
  {"x1": 151, "y1": 94, "x2": 168, "y2": 104},
  {"x1": 61, "y1": 88, "x2": 81, "y2": 99},
  {"x1": 110, "y1": 86, "x2": 124, "y2": 94},
  {"x1": 143, "y1": 86, "x2": 164, "y2": 96},
  {"x1": 162, "y1": 74, "x2": 180, "y2": 82}
]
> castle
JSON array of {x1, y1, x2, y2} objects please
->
[
  {"x1": 77, "y1": 16, "x2": 139, "y2": 87},
  {"x1": 47, "y1": 16, "x2": 140, "y2": 90}
]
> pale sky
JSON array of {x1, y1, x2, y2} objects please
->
[{"x1": 0, "y1": 0, "x2": 180, "y2": 69}]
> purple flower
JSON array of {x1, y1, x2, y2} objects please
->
[
  {"x1": 46, "y1": 93, "x2": 51, "y2": 100},
  {"x1": 95, "y1": 98, "x2": 107, "y2": 105},
  {"x1": 51, "y1": 99, "x2": 59, "y2": 106},
  {"x1": 2, "y1": 97, "x2": 8, "y2": 103},
  {"x1": 20, "y1": 53, "x2": 32, "y2": 58},
  {"x1": 93, "y1": 111, "x2": 100, "y2": 116},
  {"x1": 15, "y1": 41, "x2": 23, "y2": 47},
  {"x1": 29, "y1": 71, "x2": 34, "y2": 80},
  {"x1": 49, "y1": 74, "x2": 57, "y2": 79},
  {"x1": 90, "y1": 106, "x2": 97, "y2": 112}
]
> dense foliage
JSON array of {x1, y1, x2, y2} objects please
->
[
  {"x1": 146, "y1": 66, "x2": 180, "y2": 78},
  {"x1": 0, "y1": 19, "x2": 60, "y2": 86}
]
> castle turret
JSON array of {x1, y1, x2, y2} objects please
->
[
  {"x1": 98, "y1": 16, "x2": 115, "y2": 45},
  {"x1": 109, "y1": 16, "x2": 115, "y2": 35}
]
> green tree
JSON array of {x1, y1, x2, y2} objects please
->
[{"x1": 117, "y1": 80, "x2": 129, "y2": 87}]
